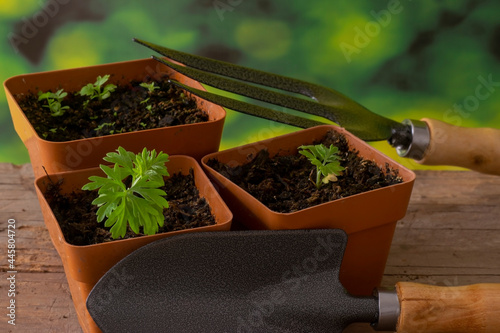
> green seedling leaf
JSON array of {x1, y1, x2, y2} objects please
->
[
  {"x1": 298, "y1": 143, "x2": 345, "y2": 189},
  {"x1": 140, "y1": 82, "x2": 159, "y2": 93},
  {"x1": 38, "y1": 88, "x2": 69, "y2": 117},
  {"x1": 82, "y1": 147, "x2": 170, "y2": 239},
  {"x1": 79, "y1": 74, "x2": 117, "y2": 102},
  {"x1": 79, "y1": 84, "x2": 95, "y2": 97}
]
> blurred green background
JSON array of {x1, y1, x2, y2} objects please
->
[{"x1": 1, "y1": 0, "x2": 499, "y2": 170}]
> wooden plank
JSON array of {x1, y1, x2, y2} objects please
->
[
  {"x1": 0, "y1": 165, "x2": 499, "y2": 333},
  {"x1": 0, "y1": 164, "x2": 80, "y2": 332}
]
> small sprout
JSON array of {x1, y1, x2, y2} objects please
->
[
  {"x1": 89, "y1": 115, "x2": 99, "y2": 120},
  {"x1": 140, "y1": 122, "x2": 147, "y2": 128},
  {"x1": 94, "y1": 122, "x2": 116, "y2": 132},
  {"x1": 139, "y1": 82, "x2": 158, "y2": 110},
  {"x1": 82, "y1": 147, "x2": 170, "y2": 239},
  {"x1": 298, "y1": 143, "x2": 345, "y2": 190},
  {"x1": 79, "y1": 75, "x2": 117, "y2": 102},
  {"x1": 49, "y1": 128, "x2": 58, "y2": 133},
  {"x1": 38, "y1": 89, "x2": 69, "y2": 117},
  {"x1": 140, "y1": 82, "x2": 159, "y2": 93}
]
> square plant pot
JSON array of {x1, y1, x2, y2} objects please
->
[
  {"x1": 4, "y1": 58, "x2": 226, "y2": 179},
  {"x1": 202, "y1": 125, "x2": 416, "y2": 296},
  {"x1": 34, "y1": 155, "x2": 233, "y2": 333}
]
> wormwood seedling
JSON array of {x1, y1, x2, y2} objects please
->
[
  {"x1": 298, "y1": 143, "x2": 345, "y2": 189},
  {"x1": 79, "y1": 75, "x2": 117, "y2": 102},
  {"x1": 139, "y1": 82, "x2": 159, "y2": 112},
  {"x1": 82, "y1": 147, "x2": 170, "y2": 239},
  {"x1": 38, "y1": 89, "x2": 69, "y2": 117},
  {"x1": 139, "y1": 82, "x2": 159, "y2": 93},
  {"x1": 94, "y1": 122, "x2": 116, "y2": 133}
]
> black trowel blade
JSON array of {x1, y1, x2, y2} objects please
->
[{"x1": 87, "y1": 229, "x2": 378, "y2": 333}]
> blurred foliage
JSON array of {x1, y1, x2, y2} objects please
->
[{"x1": 1, "y1": 0, "x2": 499, "y2": 171}]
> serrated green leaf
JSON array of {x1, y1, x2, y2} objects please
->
[
  {"x1": 298, "y1": 149, "x2": 315, "y2": 161},
  {"x1": 310, "y1": 159, "x2": 323, "y2": 168},
  {"x1": 54, "y1": 89, "x2": 67, "y2": 100},
  {"x1": 104, "y1": 83, "x2": 117, "y2": 92},
  {"x1": 103, "y1": 147, "x2": 134, "y2": 173},
  {"x1": 82, "y1": 146, "x2": 170, "y2": 239},
  {"x1": 101, "y1": 91, "x2": 111, "y2": 100},
  {"x1": 95, "y1": 75, "x2": 109, "y2": 87},
  {"x1": 38, "y1": 91, "x2": 52, "y2": 100},
  {"x1": 100, "y1": 164, "x2": 125, "y2": 184},
  {"x1": 298, "y1": 143, "x2": 343, "y2": 189},
  {"x1": 126, "y1": 198, "x2": 141, "y2": 234},
  {"x1": 81, "y1": 176, "x2": 106, "y2": 190},
  {"x1": 97, "y1": 200, "x2": 118, "y2": 221},
  {"x1": 109, "y1": 207, "x2": 128, "y2": 239},
  {"x1": 135, "y1": 188, "x2": 169, "y2": 208},
  {"x1": 79, "y1": 83, "x2": 94, "y2": 97},
  {"x1": 105, "y1": 202, "x2": 124, "y2": 227},
  {"x1": 315, "y1": 145, "x2": 327, "y2": 159},
  {"x1": 321, "y1": 163, "x2": 345, "y2": 177}
]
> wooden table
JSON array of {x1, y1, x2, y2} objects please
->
[{"x1": 1, "y1": 163, "x2": 499, "y2": 333}]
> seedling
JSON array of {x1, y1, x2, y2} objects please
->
[
  {"x1": 298, "y1": 143, "x2": 345, "y2": 189},
  {"x1": 94, "y1": 122, "x2": 116, "y2": 132},
  {"x1": 82, "y1": 147, "x2": 170, "y2": 239},
  {"x1": 140, "y1": 82, "x2": 159, "y2": 93},
  {"x1": 109, "y1": 128, "x2": 125, "y2": 134},
  {"x1": 38, "y1": 89, "x2": 69, "y2": 117},
  {"x1": 79, "y1": 75, "x2": 117, "y2": 102},
  {"x1": 139, "y1": 82, "x2": 158, "y2": 112}
]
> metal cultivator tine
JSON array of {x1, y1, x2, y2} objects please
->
[{"x1": 133, "y1": 38, "x2": 400, "y2": 140}]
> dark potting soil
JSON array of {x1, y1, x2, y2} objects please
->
[
  {"x1": 15, "y1": 73, "x2": 209, "y2": 142},
  {"x1": 44, "y1": 170, "x2": 216, "y2": 245},
  {"x1": 207, "y1": 130, "x2": 403, "y2": 213}
]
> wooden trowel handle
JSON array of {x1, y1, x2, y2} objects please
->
[
  {"x1": 418, "y1": 118, "x2": 500, "y2": 175},
  {"x1": 396, "y1": 282, "x2": 500, "y2": 333}
]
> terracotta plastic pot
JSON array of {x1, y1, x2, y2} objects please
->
[
  {"x1": 4, "y1": 58, "x2": 226, "y2": 179},
  {"x1": 202, "y1": 125, "x2": 416, "y2": 296},
  {"x1": 34, "y1": 155, "x2": 233, "y2": 333}
]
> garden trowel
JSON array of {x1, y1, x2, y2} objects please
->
[
  {"x1": 134, "y1": 38, "x2": 500, "y2": 176},
  {"x1": 87, "y1": 229, "x2": 500, "y2": 332}
]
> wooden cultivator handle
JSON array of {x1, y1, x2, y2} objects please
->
[
  {"x1": 418, "y1": 118, "x2": 500, "y2": 175},
  {"x1": 396, "y1": 282, "x2": 500, "y2": 333}
]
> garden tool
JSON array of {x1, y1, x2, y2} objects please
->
[
  {"x1": 133, "y1": 38, "x2": 500, "y2": 176},
  {"x1": 87, "y1": 229, "x2": 500, "y2": 332}
]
